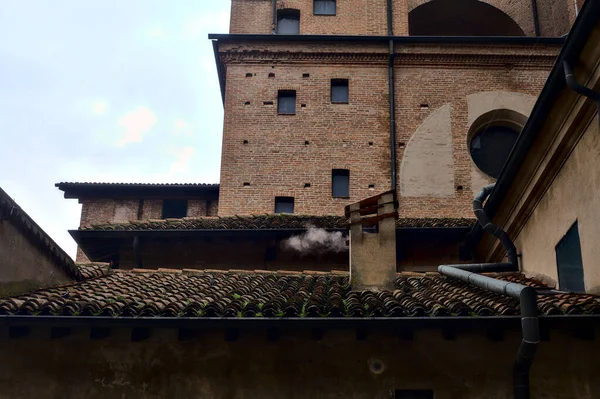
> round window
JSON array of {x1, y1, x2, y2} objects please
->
[{"x1": 469, "y1": 125, "x2": 519, "y2": 178}]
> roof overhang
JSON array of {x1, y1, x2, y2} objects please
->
[{"x1": 55, "y1": 183, "x2": 219, "y2": 200}]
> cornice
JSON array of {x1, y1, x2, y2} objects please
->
[{"x1": 218, "y1": 51, "x2": 557, "y2": 68}]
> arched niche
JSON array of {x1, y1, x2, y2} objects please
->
[{"x1": 409, "y1": 0, "x2": 526, "y2": 36}]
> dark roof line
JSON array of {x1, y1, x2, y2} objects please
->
[
  {"x1": 55, "y1": 182, "x2": 220, "y2": 200},
  {"x1": 56, "y1": 182, "x2": 219, "y2": 188},
  {"x1": 467, "y1": 0, "x2": 600, "y2": 248},
  {"x1": 0, "y1": 187, "x2": 81, "y2": 280},
  {"x1": 208, "y1": 33, "x2": 566, "y2": 45}
]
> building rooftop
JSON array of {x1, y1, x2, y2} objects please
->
[
  {"x1": 79, "y1": 215, "x2": 476, "y2": 231},
  {"x1": 3, "y1": 269, "x2": 599, "y2": 318},
  {"x1": 55, "y1": 182, "x2": 219, "y2": 199}
]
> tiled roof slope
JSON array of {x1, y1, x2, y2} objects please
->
[
  {"x1": 2, "y1": 270, "x2": 599, "y2": 318},
  {"x1": 81, "y1": 215, "x2": 476, "y2": 231}
]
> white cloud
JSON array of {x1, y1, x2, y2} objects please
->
[
  {"x1": 91, "y1": 100, "x2": 108, "y2": 115},
  {"x1": 171, "y1": 119, "x2": 192, "y2": 136},
  {"x1": 169, "y1": 146, "x2": 195, "y2": 173},
  {"x1": 117, "y1": 106, "x2": 157, "y2": 147}
]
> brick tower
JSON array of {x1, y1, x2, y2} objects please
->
[{"x1": 212, "y1": 0, "x2": 580, "y2": 218}]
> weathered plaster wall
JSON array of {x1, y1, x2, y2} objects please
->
[
  {"x1": 516, "y1": 116, "x2": 600, "y2": 293},
  {"x1": 0, "y1": 222, "x2": 71, "y2": 297},
  {"x1": 0, "y1": 329, "x2": 598, "y2": 398}
]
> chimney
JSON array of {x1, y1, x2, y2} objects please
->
[{"x1": 345, "y1": 190, "x2": 398, "y2": 291}]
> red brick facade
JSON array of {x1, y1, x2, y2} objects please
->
[
  {"x1": 230, "y1": 0, "x2": 578, "y2": 37},
  {"x1": 216, "y1": 39, "x2": 560, "y2": 217}
]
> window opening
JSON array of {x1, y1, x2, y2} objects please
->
[
  {"x1": 275, "y1": 197, "x2": 295, "y2": 214},
  {"x1": 331, "y1": 79, "x2": 349, "y2": 103},
  {"x1": 314, "y1": 0, "x2": 336, "y2": 15},
  {"x1": 278, "y1": 90, "x2": 296, "y2": 114},
  {"x1": 332, "y1": 169, "x2": 350, "y2": 198},
  {"x1": 162, "y1": 199, "x2": 187, "y2": 219},
  {"x1": 277, "y1": 9, "x2": 300, "y2": 34},
  {"x1": 556, "y1": 221, "x2": 585, "y2": 292}
]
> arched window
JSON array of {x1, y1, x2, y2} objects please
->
[
  {"x1": 277, "y1": 9, "x2": 300, "y2": 34},
  {"x1": 468, "y1": 109, "x2": 526, "y2": 178},
  {"x1": 409, "y1": 0, "x2": 525, "y2": 36},
  {"x1": 469, "y1": 125, "x2": 519, "y2": 178}
]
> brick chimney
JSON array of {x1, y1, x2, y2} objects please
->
[{"x1": 345, "y1": 190, "x2": 398, "y2": 291}]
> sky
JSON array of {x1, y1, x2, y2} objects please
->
[{"x1": 0, "y1": 1, "x2": 230, "y2": 257}]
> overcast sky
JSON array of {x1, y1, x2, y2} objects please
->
[{"x1": 0, "y1": 1, "x2": 230, "y2": 257}]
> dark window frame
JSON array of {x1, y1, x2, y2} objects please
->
[
  {"x1": 275, "y1": 196, "x2": 295, "y2": 214},
  {"x1": 276, "y1": 9, "x2": 300, "y2": 34},
  {"x1": 314, "y1": 0, "x2": 336, "y2": 16},
  {"x1": 332, "y1": 169, "x2": 350, "y2": 198},
  {"x1": 555, "y1": 221, "x2": 586, "y2": 293},
  {"x1": 331, "y1": 79, "x2": 349, "y2": 104},
  {"x1": 161, "y1": 199, "x2": 188, "y2": 219},
  {"x1": 278, "y1": 90, "x2": 297, "y2": 115}
]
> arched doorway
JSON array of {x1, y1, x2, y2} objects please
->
[{"x1": 409, "y1": 0, "x2": 526, "y2": 36}]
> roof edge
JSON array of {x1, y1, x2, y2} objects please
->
[{"x1": 467, "y1": 0, "x2": 600, "y2": 250}]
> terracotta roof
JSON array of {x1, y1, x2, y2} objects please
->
[
  {"x1": 81, "y1": 215, "x2": 476, "y2": 231},
  {"x1": 2, "y1": 269, "x2": 599, "y2": 318}
]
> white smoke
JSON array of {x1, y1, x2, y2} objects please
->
[{"x1": 282, "y1": 227, "x2": 348, "y2": 254}]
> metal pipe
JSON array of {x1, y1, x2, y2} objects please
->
[
  {"x1": 272, "y1": 0, "x2": 277, "y2": 34},
  {"x1": 387, "y1": 0, "x2": 397, "y2": 190},
  {"x1": 531, "y1": 0, "x2": 540, "y2": 36},
  {"x1": 473, "y1": 184, "x2": 518, "y2": 266},
  {"x1": 439, "y1": 184, "x2": 539, "y2": 399},
  {"x1": 563, "y1": 60, "x2": 600, "y2": 116}
]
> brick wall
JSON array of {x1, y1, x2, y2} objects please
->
[
  {"x1": 229, "y1": 0, "x2": 575, "y2": 37},
  {"x1": 217, "y1": 42, "x2": 560, "y2": 217},
  {"x1": 80, "y1": 199, "x2": 220, "y2": 226}
]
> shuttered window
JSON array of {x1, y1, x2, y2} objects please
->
[{"x1": 556, "y1": 221, "x2": 586, "y2": 292}]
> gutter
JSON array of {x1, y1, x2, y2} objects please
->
[
  {"x1": 466, "y1": 0, "x2": 600, "y2": 252},
  {"x1": 439, "y1": 184, "x2": 538, "y2": 399},
  {"x1": 1, "y1": 314, "x2": 598, "y2": 332},
  {"x1": 208, "y1": 33, "x2": 565, "y2": 45}
]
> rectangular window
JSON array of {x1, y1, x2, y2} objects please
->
[
  {"x1": 331, "y1": 79, "x2": 349, "y2": 103},
  {"x1": 332, "y1": 169, "x2": 350, "y2": 198},
  {"x1": 278, "y1": 90, "x2": 296, "y2": 115},
  {"x1": 275, "y1": 197, "x2": 294, "y2": 214},
  {"x1": 314, "y1": 0, "x2": 336, "y2": 15},
  {"x1": 395, "y1": 391, "x2": 434, "y2": 399},
  {"x1": 277, "y1": 9, "x2": 300, "y2": 34},
  {"x1": 556, "y1": 221, "x2": 585, "y2": 292},
  {"x1": 162, "y1": 199, "x2": 187, "y2": 219}
]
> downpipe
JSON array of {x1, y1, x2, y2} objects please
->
[
  {"x1": 387, "y1": 0, "x2": 397, "y2": 190},
  {"x1": 563, "y1": 60, "x2": 600, "y2": 118},
  {"x1": 439, "y1": 184, "x2": 539, "y2": 399}
]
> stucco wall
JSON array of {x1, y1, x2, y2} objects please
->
[
  {"x1": 516, "y1": 116, "x2": 600, "y2": 293},
  {"x1": 0, "y1": 222, "x2": 71, "y2": 296},
  {"x1": 0, "y1": 329, "x2": 598, "y2": 398}
]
